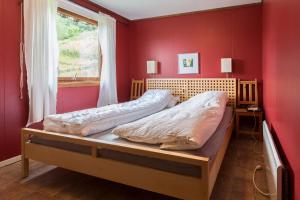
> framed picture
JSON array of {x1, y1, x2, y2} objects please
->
[{"x1": 178, "y1": 53, "x2": 199, "y2": 74}]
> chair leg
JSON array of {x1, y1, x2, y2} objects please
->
[{"x1": 235, "y1": 114, "x2": 240, "y2": 138}]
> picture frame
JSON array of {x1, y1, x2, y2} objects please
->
[{"x1": 178, "y1": 53, "x2": 199, "y2": 74}]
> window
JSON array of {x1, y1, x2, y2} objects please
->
[{"x1": 57, "y1": 8, "x2": 99, "y2": 87}]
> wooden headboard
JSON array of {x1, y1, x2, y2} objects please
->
[{"x1": 146, "y1": 78, "x2": 236, "y2": 107}]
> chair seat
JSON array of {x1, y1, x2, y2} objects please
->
[
  {"x1": 235, "y1": 108, "x2": 248, "y2": 113},
  {"x1": 235, "y1": 107, "x2": 262, "y2": 114}
]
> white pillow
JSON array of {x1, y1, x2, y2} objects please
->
[
  {"x1": 167, "y1": 96, "x2": 180, "y2": 108},
  {"x1": 141, "y1": 89, "x2": 173, "y2": 99}
]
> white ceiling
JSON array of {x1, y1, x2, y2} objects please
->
[{"x1": 90, "y1": 0, "x2": 262, "y2": 20}]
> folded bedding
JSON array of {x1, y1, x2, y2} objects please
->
[
  {"x1": 112, "y1": 91, "x2": 228, "y2": 150},
  {"x1": 44, "y1": 89, "x2": 176, "y2": 136}
]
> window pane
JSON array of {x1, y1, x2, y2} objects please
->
[{"x1": 57, "y1": 12, "x2": 99, "y2": 78}]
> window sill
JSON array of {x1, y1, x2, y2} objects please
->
[{"x1": 58, "y1": 80, "x2": 100, "y2": 88}]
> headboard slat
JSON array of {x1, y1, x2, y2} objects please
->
[{"x1": 146, "y1": 78, "x2": 236, "y2": 107}]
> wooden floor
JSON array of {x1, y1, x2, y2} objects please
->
[{"x1": 0, "y1": 137, "x2": 269, "y2": 200}]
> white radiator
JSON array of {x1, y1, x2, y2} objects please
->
[{"x1": 263, "y1": 121, "x2": 284, "y2": 200}]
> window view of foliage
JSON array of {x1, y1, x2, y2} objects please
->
[{"x1": 57, "y1": 13, "x2": 99, "y2": 78}]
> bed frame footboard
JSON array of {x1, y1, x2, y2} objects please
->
[
  {"x1": 21, "y1": 128, "x2": 215, "y2": 200},
  {"x1": 21, "y1": 116, "x2": 234, "y2": 200},
  {"x1": 21, "y1": 117, "x2": 233, "y2": 200}
]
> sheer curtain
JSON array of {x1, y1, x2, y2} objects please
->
[
  {"x1": 97, "y1": 13, "x2": 118, "y2": 107},
  {"x1": 24, "y1": 0, "x2": 58, "y2": 126}
]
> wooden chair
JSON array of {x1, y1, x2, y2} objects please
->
[
  {"x1": 237, "y1": 79, "x2": 258, "y2": 107},
  {"x1": 235, "y1": 79, "x2": 263, "y2": 138},
  {"x1": 130, "y1": 79, "x2": 145, "y2": 100}
]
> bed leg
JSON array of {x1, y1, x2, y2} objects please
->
[
  {"x1": 22, "y1": 157, "x2": 29, "y2": 178},
  {"x1": 21, "y1": 131, "x2": 29, "y2": 178}
]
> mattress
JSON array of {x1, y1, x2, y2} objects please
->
[
  {"x1": 32, "y1": 107, "x2": 233, "y2": 177},
  {"x1": 43, "y1": 90, "x2": 174, "y2": 136}
]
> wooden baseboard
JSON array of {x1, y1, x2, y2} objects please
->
[{"x1": 0, "y1": 155, "x2": 21, "y2": 168}]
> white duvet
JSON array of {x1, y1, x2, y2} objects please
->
[
  {"x1": 44, "y1": 90, "x2": 175, "y2": 136},
  {"x1": 112, "y1": 91, "x2": 228, "y2": 150}
]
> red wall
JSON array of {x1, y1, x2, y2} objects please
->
[
  {"x1": 0, "y1": 0, "x2": 4, "y2": 161},
  {"x1": 0, "y1": 0, "x2": 130, "y2": 161},
  {"x1": 57, "y1": 87, "x2": 99, "y2": 113},
  {"x1": 2, "y1": 1, "x2": 300, "y2": 198},
  {"x1": 129, "y1": 5, "x2": 262, "y2": 82},
  {"x1": 263, "y1": 0, "x2": 300, "y2": 199},
  {"x1": 0, "y1": 0, "x2": 28, "y2": 161}
]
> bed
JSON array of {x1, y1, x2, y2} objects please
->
[{"x1": 21, "y1": 78, "x2": 236, "y2": 200}]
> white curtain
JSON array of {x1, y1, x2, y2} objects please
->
[
  {"x1": 97, "y1": 13, "x2": 118, "y2": 107},
  {"x1": 24, "y1": 0, "x2": 58, "y2": 126}
]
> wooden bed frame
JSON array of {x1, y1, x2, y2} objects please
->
[{"x1": 21, "y1": 78, "x2": 236, "y2": 200}]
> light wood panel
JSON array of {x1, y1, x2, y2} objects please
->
[
  {"x1": 25, "y1": 143, "x2": 206, "y2": 200},
  {"x1": 146, "y1": 79, "x2": 189, "y2": 102},
  {"x1": 147, "y1": 78, "x2": 236, "y2": 107}
]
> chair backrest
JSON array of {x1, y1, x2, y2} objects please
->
[
  {"x1": 237, "y1": 79, "x2": 258, "y2": 106},
  {"x1": 130, "y1": 79, "x2": 145, "y2": 100}
]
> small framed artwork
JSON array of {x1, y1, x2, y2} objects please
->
[{"x1": 178, "y1": 53, "x2": 199, "y2": 74}]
